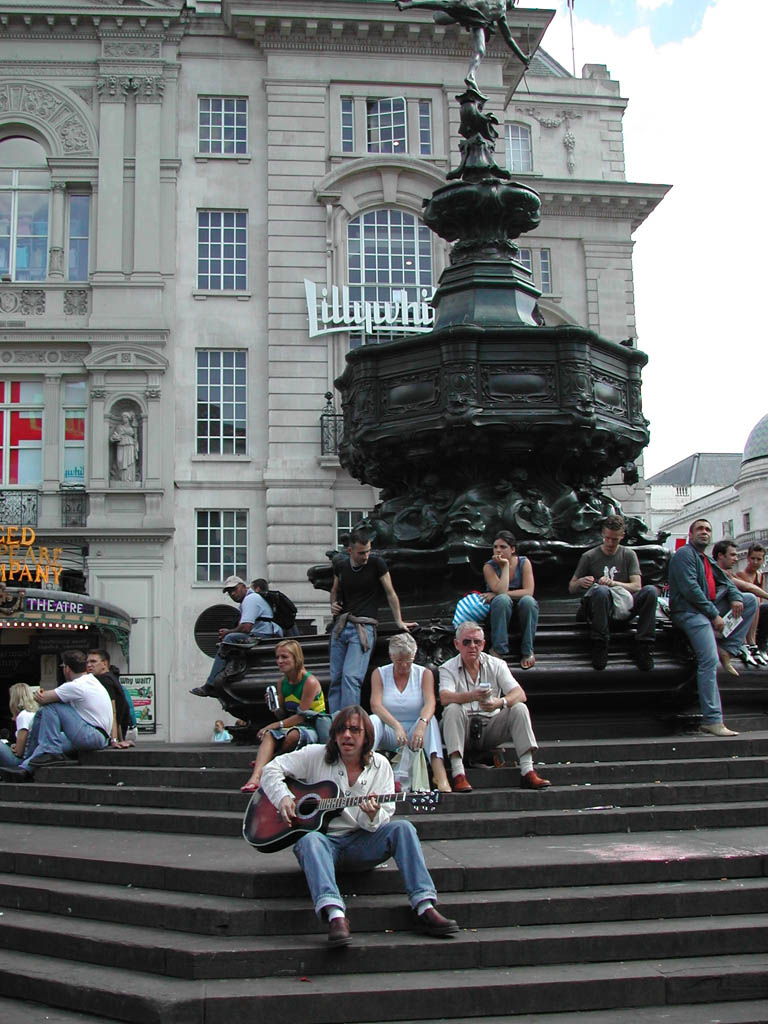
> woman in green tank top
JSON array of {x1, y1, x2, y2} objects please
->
[{"x1": 240, "y1": 640, "x2": 330, "y2": 792}]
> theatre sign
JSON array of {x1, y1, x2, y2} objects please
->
[
  {"x1": 0, "y1": 525, "x2": 64, "y2": 586},
  {"x1": 304, "y1": 280, "x2": 434, "y2": 338}
]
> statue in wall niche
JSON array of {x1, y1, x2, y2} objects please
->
[
  {"x1": 110, "y1": 411, "x2": 139, "y2": 483},
  {"x1": 395, "y1": 0, "x2": 531, "y2": 88}
]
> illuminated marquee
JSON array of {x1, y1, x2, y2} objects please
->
[{"x1": 0, "y1": 526, "x2": 64, "y2": 585}]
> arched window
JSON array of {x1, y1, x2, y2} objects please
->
[
  {"x1": 347, "y1": 209, "x2": 434, "y2": 347},
  {"x1": 0, "y1": 137, "x2": 50, "y2": 282},
  {"x1": 505, "y1": 123, "x2": 532, "y2": 174}
]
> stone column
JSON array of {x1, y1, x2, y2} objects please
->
[
  {"x1": 48, "y1": 183, "x2": 66, "y2": 279},
  {"x1": 95, "y1": 77, "x2": 130, "y2": 274},
  {"x1": 133, "y1": 78, "x2": 164, "y2": 275},
  {"x1": 89, "y1": 383, "x2": 108, "y2": 489},
  {"x1": 143, "y1": 384, "x2": 162, "y2": 488},
  {"x1": 42, "y1": 374, "x2": 61, "y2": 487}
]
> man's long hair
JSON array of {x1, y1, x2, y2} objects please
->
[{"x1": 324, "y1": 705, "x2": 375, "y2": 766}]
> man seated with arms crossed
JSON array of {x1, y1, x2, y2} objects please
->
[
  {"x1": 712, "y1": 540, "x2": 768, "y2": 667},
  {"x1": 0, "y1": 649, "x2": 113, "y2": 782},
  {"x1": 668, "y1": 519, "x2": 757, "y2": 736},
  {"x1": 86, "y1": 648, "x2": 134, "y2": 747},
  {"x1": 736, "y1": 543, "x2": 768, "y2": 664},
  {"x1": 191, "y1": 575, "x2": 283, "y2": 698},
  {"x1": 568, "y1": 514, "x2": 658, "y2": 671},
  {"x1": 260, "y1": 705, "x2": 458, "y2": 947},
  {"x1": 438, "y1": 621, "x2": 550, "y2": 793}
]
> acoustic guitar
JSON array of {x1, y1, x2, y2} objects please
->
[{"x1": 242, "y1": 778, "x2": 440, "y2": 853}]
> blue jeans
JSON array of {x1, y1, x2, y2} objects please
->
[
  {"x1": 293, "y1": 819, "x2": 437, "y2": 918},
  {"x1": 206, "y1": 625, "x2": 283, "y2": 689},
  {"x1": 19, "y1": 703, "x2": 108, "y2": 770},
  {"x1": 328, "y1": 623, "x2": 375, "y2": 714},
  {"x1": 0, "y1": 742, "x2": 23, "y2": 768},
  {"x1": 489, "y1": 593, "x2": 538, "y2": 656},
  {"x1": 672, "y1": 592, "x2": 757, "y2": 724}
]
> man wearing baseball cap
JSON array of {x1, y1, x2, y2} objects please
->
[{"x1": 191, "y1": 576, "x2": 283, "y2": 697}]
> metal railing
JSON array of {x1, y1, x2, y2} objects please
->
[
  {"x1": 320, "y1": 392, "x2": 344, "y2": 456},
  {"x1": 60, "y1": 486, "x2": 88, "y2": 528},
  {"x1": 0, "y1": 490, "x2": 39, "y2": 526}
]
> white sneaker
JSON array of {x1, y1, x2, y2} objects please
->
[
  {"x1": 739, "y1": 644, "x2": 757, "y2": 667},
  {"x1": 749, "y1": 645, "x2": 767, "y2": 666}
]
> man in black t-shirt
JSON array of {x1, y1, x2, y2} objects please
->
[
  {"x1": 568, "y1": 514, "x2": 658, "y2": 672},
  {"x1": 86, "y1": 649, "x2": 134, "y2": 746},
  {"x1": 328, "y1": 529, "x2": 415, "y2": 714}
]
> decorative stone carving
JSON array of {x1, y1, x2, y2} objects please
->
[
  {"x1": 0, "y1": 82, "x2": 92, "y2": 153},
  {"x1": 64, "y1": 290, "x2": 89, "y2": 316},
  {"x1": 518, "y1": 107, "x2": 583, "y2": 175},
  {"x1": 144, "y1": 386, "x2": 161, "y2": 400},
  {"x1": 109, "y1": 400, "x2": 142, "y2": 484},
  {"x1": 0, "y1": 290, "x2": 45, "y2": 315},
  {"x1": 136, "y1": 77, "x2": 165, "y2": 103},
  {"x1": 90, "y1": 386, "x2": 107, "y2": 400},
  {"x1": 97, "y1": 76, "x2": 141, "y2": 101},
  {"x1": 102, "y1": 41, "x2": 162, "y2": 59},
  {"x1": 49, "y1": 247, "x2": 65, "y2": 275}
]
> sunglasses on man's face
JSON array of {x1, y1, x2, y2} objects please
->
[{"x1": 461, "y1": 638, "x2": 484, "y2": 647}]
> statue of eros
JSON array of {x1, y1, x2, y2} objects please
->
[{"x1": 395, "y1": 0, "x2": 531, "y2": 88}]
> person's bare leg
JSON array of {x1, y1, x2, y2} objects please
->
[{"x1": 430, "y1": 754, "x2": 452, "y2": 793}]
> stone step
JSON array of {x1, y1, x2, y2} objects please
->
[
  {"x1": 1, "y1": 823, "x2": 766, "y2": 901},
  {"x1": 3, "y1": 792, "x2": 768, "y2": 840},
  {"x1": 2, "y1": 872, "x2": 767, "y2": 938},
  {"x1": 6, "y1": 766, "x2": 768, "y2": 813},
  {"x1": 367, "y1": 1004, "x2": 768, "y2": 1024},
  {"x1": 1, "y1": 904, "x2": 767, "y2": 981},
  {"x1": 0, "y1": 996, "x2": 118, "y2": 1024},
  {"x1": 0, "y1": 947, "x2": 766, "y2": 1024}
]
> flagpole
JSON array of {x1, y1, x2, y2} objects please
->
[{"x1": 568, "y1": 0, "x2": 576, "y2": 77}]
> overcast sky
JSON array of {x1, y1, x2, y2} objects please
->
[{"x1": 515, "y1": 0, "x2": 766, "y2": 478}]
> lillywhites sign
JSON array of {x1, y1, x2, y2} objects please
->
[
  {"x1": 0, "y1": 525, "x2": 64, "y2": 585},
  {"x1": 304, "y1": 280, "x2": 434, "y2": 338}
]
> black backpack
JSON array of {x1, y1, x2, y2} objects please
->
[{"x1": 264, "y1": 589, "x2": 297, "y2": 631}]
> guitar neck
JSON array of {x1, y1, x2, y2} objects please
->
[{"x1": 317, "y1": 790, "x2": 408, "y2": 812}]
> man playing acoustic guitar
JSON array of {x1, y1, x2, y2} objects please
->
[{"x1": 260, "y1": 705, "x2": 458, "y2": 947}]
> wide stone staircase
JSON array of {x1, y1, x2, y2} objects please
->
[{"x1": 1, "y1": 725, "x2": 768, "y2": 1023}]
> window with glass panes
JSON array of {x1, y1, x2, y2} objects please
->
[
  {"x1": 198, "y1": 97, "x2": 248, "y2": 156},
  {"x1": 341, "y1": 97, "x2": 355, "y2": 153},
  {"x1": 516, "y1": 247, "x2": 552, "y2": 293},
  {"x1": 68, "y1": 195, "x2": 90, "y2": 281},
  {"x1": 0, "y1": 137, "x2": 50, "y2": 282},
  {"x1": 196, "y1": 350, "x2": 247, "y2": 455},
  {"x1": 347, "y1": 209, "x2": 433, "y2": 346},
  {"x1": 197, "y1": 210, "x2": 247, "y2": 291},
  {"x1": 367, "y1": 98, "x2": 407, "y2": 153},
  {"x1": 195, "y1": 509, "x2": 248, "y2": 583},
  {"x1": 504, "y1": 123, "x2": 532, "y2": 173},
  {"x1": 336, "y1": 508, "x2": 371, "y2": 547},
  {"x1": 0, "y1": 380, "x2": 44, "y2": 486},
  {"x1": 62, "y1": 380, "x2": 87, "y2": 484},
  {"x1": 418, "y1": 101, "x2": 433, "y2": 155}
]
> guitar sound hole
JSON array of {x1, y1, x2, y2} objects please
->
[{"x1": 295, "y1": 796, "x2": 319, "y2": 818}]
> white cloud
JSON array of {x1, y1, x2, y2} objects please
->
[
  {"x1": 524, "y1": 0, "x2": 768, "y2": 477},
  {"x1": 635, "y1": 0, "x2": 673, "y2": 11}
]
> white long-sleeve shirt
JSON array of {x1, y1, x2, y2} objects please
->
[{"x1": 260, "y1": 743, "x2": 395, "y2": 833}]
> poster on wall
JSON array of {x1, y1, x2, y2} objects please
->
[{"x1": 121, "y1": 674, "x2": 156, "y2": 733}]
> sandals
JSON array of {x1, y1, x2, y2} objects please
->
[
  {"x1": 241, "y1": 781, "x2": 259, "y2": 793},
  {"x1": 520, "y1": 654, "x2": 536, "y2": 670}
]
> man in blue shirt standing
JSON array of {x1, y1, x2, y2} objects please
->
[
  {"x1": 668, "y1": 519, "x2": 757, "y2": 736},
  {"x1": 191, "y1": 576, "x2": 283, "y2": 697}
]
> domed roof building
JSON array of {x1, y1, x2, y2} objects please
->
[{"x1": 649, "y1": 414, "x2": 768, "y2": 561}]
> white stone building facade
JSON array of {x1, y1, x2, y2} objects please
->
[{"x1": 0, "y1": 0, "x2": 668, "y2": 740}]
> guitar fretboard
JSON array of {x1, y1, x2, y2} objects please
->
[{"x1": 316, "y1": 791, "x2": 408, "y2": 811}]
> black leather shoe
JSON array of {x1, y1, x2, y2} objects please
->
[
  {"x1": 327, "y1": 917, "x2": 352, "y2": 947},
  {"x1": 26, "y1": 753, "x2": 71, "y2": 768},
  {"x1": 189, "y1": 685, "x2": 217, "y2": 697},
  {"x1": 0, "y1": 766, "x2": 32, "y2": 783},
  {"x1": 591, "y1": 641, "x2": 608, "y2": 671},
  {"x1": 415, "y1": 906, "x2": 459, "y2": 937},
  {"x1": 635, "y1": 646, "x2": 655, "y2": 672}
]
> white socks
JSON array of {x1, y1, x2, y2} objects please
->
[
  {"x1": 450, "y1": 755, "x2": 465, "y2": 776},
  {"x1": 519, "y1": 752, "x2": 534, "y2": 775}
]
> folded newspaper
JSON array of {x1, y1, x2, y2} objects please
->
[{"x1": 721, "y1": 609, "x2": 743, "y2": 638}]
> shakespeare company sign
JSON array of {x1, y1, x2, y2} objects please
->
[
  {"x1": 304, "y1": 280, "x2": 434, "y2": 337},
  {"x1": 0, "y1": 526, "x2": 64, "y2": 586}
]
